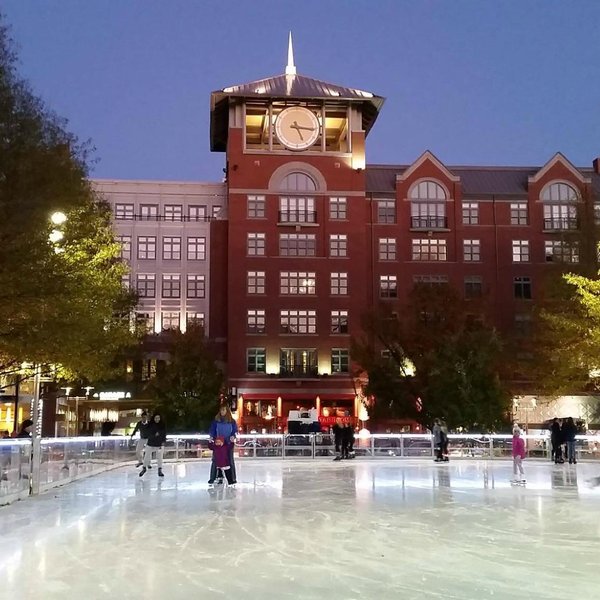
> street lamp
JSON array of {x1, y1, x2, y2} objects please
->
[{"x1": 50, "y1": 211, "x2": 67, "y2": 225}]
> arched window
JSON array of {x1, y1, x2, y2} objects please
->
[
  {"x1": 280, "y1": 172, "x2": 317, "y2": 192},
  {"x1": 409, "y1": 180, "x2": 448, "y2": 229},
  {"x1": 541, "y1": 182, "x2": 579, "y2": 230}
]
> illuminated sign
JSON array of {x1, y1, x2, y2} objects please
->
[{"x1": 92, "y1": 391, "x2": 132, "y2": 401}]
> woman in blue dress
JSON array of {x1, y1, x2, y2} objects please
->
[{"x1": 208, "y1": 405, "x2": 238, "y2": 484}]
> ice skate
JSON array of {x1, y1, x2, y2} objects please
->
[
  {"x1": 158, "y1": 468, "x2": 164, "y2": 477},
  {"x1": 135, "y1": 462, "x2": 143, "y2": 468},
  {"x1": 139, "y1": 467, "x2": 147, "y2": 478},
  {"x1": 333, "y1": 455, "x2": 342, "y2": 461}
]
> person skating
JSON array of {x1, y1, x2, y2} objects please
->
[
  {"x1": 432, "y1": 419, "x2": 444, "y2": 462},
  {"x1": 130, "y1": 411, "x2": 151, "y2": 467},
  {"x1": 332, "y1": 418, "x2": 343, "y2": 461},
  {"x1": 563, "y1": 416, "x2": 578, "y2": 465},
  {"x1": 340, "y1": 423, "x2": 354, "y2": 459},
  {"x1": 139, "y1": 413, "x2": 166, "y2": 478},
  {"x1": 550, "y1": 418, "x2": 563, "y2": 463},
  {"x1": 511, "y1": 426, "x2": 526, "y2": 483},
  {"x1": 441, "y1": 420, "x2": 449, "y2": 462},
  {"x1": 208, "y1": 404, "x2": 237, "y2": 484},
  {"x1": 208, "y1": 436, "x2": 235, "y2": 484}
]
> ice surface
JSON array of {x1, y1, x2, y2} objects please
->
[{"x1": 1, "y1": 459, "x2": 600, "y2": 599}]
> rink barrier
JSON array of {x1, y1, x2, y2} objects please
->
[{"x1": 1, "y1": 433, "x2": 598, "y2": 504}]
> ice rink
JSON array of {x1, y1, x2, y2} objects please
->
[{"x1": 1, "y1": 459, "x2": 600, "y2": 599}]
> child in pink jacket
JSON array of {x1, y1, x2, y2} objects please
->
[{"x1": 512, "y1": 426, "x2": 526, "y2": 483}]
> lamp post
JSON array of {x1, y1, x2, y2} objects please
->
[{"x1": 60, "y1": 386, "x2": 72, "y2": 437}]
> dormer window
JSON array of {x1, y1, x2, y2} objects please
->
[
  {"x1": 541, "y1": 182, "x2": 579, "y2": 231},
  {"x1": 409, "y1": 180, "x2": 448, "y2": 229}
]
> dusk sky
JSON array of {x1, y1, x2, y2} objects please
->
[{"x1": 4, "y1": 1, "x2": 600, "y2": 181}]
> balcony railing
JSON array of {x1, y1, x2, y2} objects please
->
[
  {"x1": 410, "y1": 216, "x2": 448, "y2": 229},
  {"x1": 279, "y1": 366, "x2": 319, "y2": 378},
  {"x1": 543, "y1": 217, "x2": 578, "y2": 231},
  {"x1": 278, "y1": 210, "x2": 317, "y2": 224},
  {"x1": 114, "y1": 214, "x2": 216, "y2": 222}
]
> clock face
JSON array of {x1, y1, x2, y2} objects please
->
[{"x1": 275, "y1": 106, "x2": 320, "y2": 151}]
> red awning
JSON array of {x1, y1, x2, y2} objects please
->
[{"x1": 240, "y1": 393, "x2": 355, "y2": 401}]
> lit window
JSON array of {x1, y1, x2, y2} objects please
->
[
  {"x1": 512, "y1": 240, "x2": 529, "y2": 263},
  {"x1": 247, "y1": 309, "x2": 266, "y2": 334},
  {"x1": 247, "y1": 271, "x2": 265, "y2": 295},
  {"x1": 330, "y1": 272, "x2": 348, "y2": 295},
  {"x1": 380, "y1": 275, "x2": 397, "y2": 298},
  {"x1": 247, "y1": 233, "x2": 266, "y2": 256},
  {"x1": 162, "y1": 236, "x2": 181, "y2": 260},
  {"x1": 186, "y1": 312, "x2": 205, "y2": 329},
  {"x1": 329, "y1": 234, "x2": 347, "y2": 257},
  {"x1": 280, "y1": 272, "x2": 316, "y2": 295},
  {"x1": 280, "y1": 310, "x2": 317, "y2": 334},
  {"x1": 162, "y1": 274, "x2": 181, "y2": 299},
  {"x1": 331, "y1": 349, "x2": 349, "y2": 373},
  {"x1": 186, "y1": 274, "x2": 205, "y2": 298},
  {"x1": 247, "y1": 348, "x2": 266, "y2": 372},
  {"x1": 161, "y1": 312, "x2": 180, "y2": 330}
]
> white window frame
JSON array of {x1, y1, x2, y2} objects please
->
[
  {"x1": 280, "y1": 272, "x2": 316, "y2": 295},
  {"x1": 512, "y1": 240, "x2": 530, "y2": 263},
  {"x1": 247, "y1": 271, "x2": 266, "y2": 295},
  {"x1": 330, "y1": 272, "x2": 348, "y2": 296},
  {"x1": 329, "y1": 234, "x2": 347, "y2": 258},
  {"x1": 247, "y1": 233, "x2": 266, "y2": 256}
]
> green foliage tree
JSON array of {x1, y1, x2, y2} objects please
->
[
  {"x1": 0, "y1": 17, "x2": 138, "y2": 382},
  {"x1": 148, "y1": 324, "x2": 224, "y2": 432},
  {"x1": 351, "y1": 284, "x2": 511, "y2": 431}
]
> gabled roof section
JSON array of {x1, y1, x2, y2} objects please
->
[
  {"x1": 396, "y1": 150, "x2": 460, "y2": 184},
  {"x1": 528, "y1": 152, "x2": 592, "y2": 185},
  {"x1": 210, "y1": 72, "x2": 384, "y2": 151}
]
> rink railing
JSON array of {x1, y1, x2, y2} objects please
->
[{"x1": 2, "y1": 433, "x2": 599, "y2": 505}]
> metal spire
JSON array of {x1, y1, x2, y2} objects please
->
[{"x1": 285, "y1": 31, "x2": 296, "y2": 76}]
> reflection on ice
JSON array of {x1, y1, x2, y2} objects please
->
[{"x1": 0, "y1": 459, "x2": 599, "y2": 600}]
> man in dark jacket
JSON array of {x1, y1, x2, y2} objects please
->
[
  {"x1": 131, "y1": 412, "x2": 151, "y2": 467},
  {"x1": 139, "y1": 414, "x2": 166, "y2": 478},
  {"x1": 16, "y1": 419, "x2": 34, "y2": 439},
  {"x1": 332, "y1": 419, "x2": 343, "y2": 460},
  {"x1": 563, "y1": 417, "x2": 578, "y2": 464},
  {"x1": 340, "y1": 423, "x2": 354, "y2": 459},
  {"x1": 550, "y1": 418, "x2": 563, "y2": 464}
]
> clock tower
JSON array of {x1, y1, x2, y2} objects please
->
[{"x1": 210, "y1": 35, "x2": 384, "y2": 432}]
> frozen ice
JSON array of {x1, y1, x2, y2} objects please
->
[{"x1": 1, "y1": 459, "x2": 600, "y2": 599}]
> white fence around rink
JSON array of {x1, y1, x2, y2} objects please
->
[{"x1": 2, "y1": 433, "x2": 600, "y2": 505}]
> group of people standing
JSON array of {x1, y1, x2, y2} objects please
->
[
  {"x1": 130, "y1": 404, "x2": 238, "y2": 484},
  {"x1": 332, "y1": 421, "x2": 355, "y2": 460},
  {"x1": 550, "y1": 417, "x2": 579, "y2": 465}
]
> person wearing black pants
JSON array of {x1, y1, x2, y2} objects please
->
[
  {"x1": 208, "y1": 405, "x2": 238, "y2": 484},
  {"x1": 550, "y1": 418, "x2": 563, "y2": 464},
  {"x1": 332, "y1": 419, "x2": 343, "y2": 460}
]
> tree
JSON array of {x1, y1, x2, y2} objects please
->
[
  {"x1": 0, "y1": 16, "x2": 139, "y2": 383},
  {"x1": 148, "y1": 324, "x2": 224, "y2": 432},
  {"x1": 351, "y1": 284, "x2": 511, "y2": 431}
]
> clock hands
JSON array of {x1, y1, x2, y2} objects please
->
[{"x1": 290, "y1": 120, "x2": 316, "y2": 141}]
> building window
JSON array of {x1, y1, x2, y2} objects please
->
[
  {"x1": 280, "y1": 272, "x2": 316, "y2": 295},
  {"x1": 279, "y1": 349, "x2": 318, "y2": 377},
  {"x1": 162, "y1": 236, "x2": 181, "y2": 260},
  {"x1": 514, "y1": 314, "x2": 532, "y2": 336},
  {"x1": 331, "y1": 349, "x2": 349, "y2": 373},
  {"x1": 212, "y1": 205, "x2": 221, "y2": 218},
  {"x1": 510, "y1": 202, "x2": 528, "y2": 225},
  {"x1": 380, "y1": 275, "x2": 398, "y2": 298},
  {"x1": 140, "y1": 204, "x2": 159, "y2": 220},
  {"x1": 329, "y1": 234, "x2": 347, "y2": 257},
  {"x1": 279, "y1": 197, "x2": 316, "y2": 223},
  {"x1": 512, "y1": 240, "x2": 529, "y2": 263},
  {"x1": 162, "y1": 274, "x2": 180, "y2": 298},
  {"x1": 247, "y1": 309, "x2": 266, "y2": 334},
  {"x1": 247, "y1": 271, "x2": 265, "y2": 295},
  {"x1": 189, "y1": 205, "x2": 207, "y2": 221},
  {"x1": 187, "y1": 237, "x2": 206, "y2": 260},
  {"x1": 187, "y1": 312, "x2": 205, "y2": 329},
  {"x1": 247, "y1": 233, "x2": 266, "y2": 256},
  {"x1": 164, "y1": 205, "x2": 183, "y2": 221},
  {"x1": 463, "y1": 239, "x2": 481, "y2": 262},
  {"x1": 331, "y1": 310, "x2": 348, "y2": 334},
  {"x1": 410, "y1": 181, "x2": 447, "y2": 228},
  {"x1": 187, "y1": 274, "x2": 205, "y2": 298},
  {"x1": 413, "y1": 275, "x2": 448, "y2": 286},
  {"x1": 377, "y1": 199, "x2": 396, "y2": 224},
  {"x1": 544, "y1": 241, "x2": 579, "y2": 263},
  {"x1": 464, "y1": 276, "x2": 483, "y2": 299},
  {"x1": 462, "y1": 202, "x2": 479, "y2": 225},
  {"x1": 114, "y1": 203, "x2": 134, "y2": 220},
  {"x1": 137, "y1": 236, "x2": 156, "y2": 260},
  {"x1": 514, "y1": 277, "x2": 532, "y2": 300},
  {"x1": 280, "y1": 172, "x2": 317, "y2": 192},
  {"x1": 136, "y1": 274, "x2": 156, "y2": 298},
  {"x1": 280, "y1": 310, "x2": 317, "y2": 334},
  {"x1": 162, "y1": 311, "x2": 180, "y2": 330},
  {"x1": 378, "y1": 238, "x2": 396, "y2": 261},
  {"x1": 329, "y1": 197, "x2": 347, "y2": 220},
  {"x1": 136, "y1": 312, "x2": 155, "y2": 333},
  {"x1": 330, "y1": 272, "x2": 348, "y2": 295},
  {"x1": 247, "y1": 195, "x2": 266, "y2": 219},
  {"x1": 279, "y1": 233, "x2": 316, "y2": 256},
  {"x1": 541, "y1": 182, "x2": 579, "y2": 202},
  {"x1": 543, "y1": 204, "x2": 577, "y2": 231},
  {"x1": 117, "y1": 235, "x2": 131, "y2": 260},
  {"x1": 247, "y1": 348, "x2": 266, "y2": 373},
  {"x1": 412, "y1": 239, "x2": 447, "y2": 261}
]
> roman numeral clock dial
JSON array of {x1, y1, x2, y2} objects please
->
[{"x1": 275, "y1": 106, "x2": 320, "y2": 150}]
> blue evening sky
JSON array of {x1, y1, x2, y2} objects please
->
[{"x1": 3, "y1": 1, "x2": 600, "y2": 181}]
